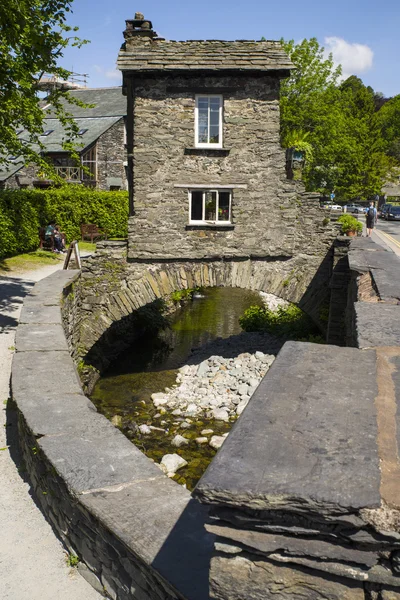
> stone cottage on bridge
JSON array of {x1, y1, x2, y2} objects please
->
[{"x1": 115, "y1": 14, "x2": 337, "y2": 329}]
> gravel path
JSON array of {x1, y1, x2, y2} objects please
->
[{"x1": 0, "y1": 262, "x2": 102, "y2": 600}]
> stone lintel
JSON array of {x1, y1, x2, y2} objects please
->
[{"x1": 173, "y1": 183, "x2": 248, "y2": 189}]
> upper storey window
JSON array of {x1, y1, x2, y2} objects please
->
[{"x1": 195, "y1": 95, "x2": 223, "y2": 148}]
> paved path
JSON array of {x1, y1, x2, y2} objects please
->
[{"x1": 0, "y1": 262, "x2": 102, "y2": 600}]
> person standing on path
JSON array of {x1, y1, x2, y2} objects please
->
[{"x1": 366, "y1": 201, "x2": 378, "y2": 237}]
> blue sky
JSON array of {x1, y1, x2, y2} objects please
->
[{"x1": 60, "y1": 0, "x2": 400, "y2": 97}]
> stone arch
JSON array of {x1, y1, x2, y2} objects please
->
[{"x1": 70, "y1": 247, "x2": 333, "y2": 391}]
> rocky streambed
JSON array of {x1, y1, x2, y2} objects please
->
[{"x1": 91, "y1": 288, "x2": 289, "y2": 489}]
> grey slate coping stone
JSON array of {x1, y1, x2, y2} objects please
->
[
  {"x1": 15, "y1": 323, "x2": 69, "y2": 352},
  {"x1": 349, "y1": 247, "x2": 400, "y2": 273},
  {"x1": 19, "y1": 303, "x2": 63, "y2": 324},
  {"x1": 356, "y1": 303, "x2": 400, "y2": 348},
  {"x1": 206, "y1": 523, "x2": 378, "y2": 567},
  {"x1": 17, "y1": 392, "x2": 97, "y2": 437},
  {"x1": 371, "y1": 265, "x2": 400, "y2": 302},
  {"x1": 194, "y1": 341, "x2": 381, "y2": 515},
  {"x1": 81, "y1": 489, "x2": 213, "y2": 600},
  {"x1": 350, "y1": 237, "x2": 386, "y2": 251},
  {"x1": 349, "y1": 246, "x2": 400, "y2": 302},
  {"x1": 38, "y1": 412, "x2": 167, "y2": 493},
  {"x1": 28, "y1": 269, "x2": 79, "y2": 296},
  {"x1": 12, "y1": 350, "x2": 83, "y2": 400}
]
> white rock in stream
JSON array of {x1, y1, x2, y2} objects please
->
[
  {"x1": 171, "y1": 434, "x2": 189, "y2": 448},
  {"x1": 212, "y1": 408, "x2": 230, "y2": 422},
  {"x1": 151, "y1": 393, "x2": 169, "y2": 407},
  {"x1": 160, "y1": 454, "x2": 188, "y2": 476},
  {"x1": 195, "y1": 437, "x2": 208, "y2": 445},
  {"x1": 139, "y1": 424, "x2": 151, "y2": 435},
  {"x1": 209, "y1": 435, "x2": 226, "y2": 450},
  {"x1": 201, "y1": 429, "x2": 214, "y2": 435}
]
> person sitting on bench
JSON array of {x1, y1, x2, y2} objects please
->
[{"x1": 45, "y1": 220, "x2": 64, "y2": 253}]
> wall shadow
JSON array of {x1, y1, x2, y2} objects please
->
[{"x1": 151, "y1": 498, "x2": 213, "y2": 600}]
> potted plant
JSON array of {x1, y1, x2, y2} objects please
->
[{"x1": 337, "y1": 214, "x2": 363, "y2": 237}]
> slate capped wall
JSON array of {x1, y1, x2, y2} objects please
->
[{"x1": 128, "y1": 73, "x2": 316, "y2": 261}]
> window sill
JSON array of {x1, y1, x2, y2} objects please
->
[
  {"x1": 184, "y1": 148, "x2": 230, "y2": 156},
  {"x1": 186, "y1": 223, "x2": 234, "y2": 230}
]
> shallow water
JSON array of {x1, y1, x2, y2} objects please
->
[{"x1": 90, "y1": 287, "x2": 264, "y2": 489}]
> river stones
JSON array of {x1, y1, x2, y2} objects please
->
[
  {"x1": 171, "y1": 434, "x2": 189, "y2": 447},
  {"x1": 138, "y1": 424, "x2": 151, "y2": 435},
  {"x1": 160, "y1": 453, "x2": 188, "y2": 476},
  {"x1": 210, "y1": 435, "x2": 226, "y2": 450},
  {"x1": 195, "y1": 437, "x2": 208, "y2": 445},
  {"x1": 212, "y1": 408, "x2": 230, "y2": 422}
]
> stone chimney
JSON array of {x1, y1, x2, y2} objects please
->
[{"x1": 123, "y1": 12, "x2": 155, "y2": 47}]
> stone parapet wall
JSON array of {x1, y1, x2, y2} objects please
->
[
  {"x1": 10, "y1": 237, "x2": 400, "y2": 600},
  {"x1": 12, "y1": 269, "x2": 214, "y2": 600},
  {"x1": 193, "y1": 237, "x2": 400, "y2": 600}
]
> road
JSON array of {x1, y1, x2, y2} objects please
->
[{"x1": 373, "y1": 217, "x2": 400, "y2": 255}]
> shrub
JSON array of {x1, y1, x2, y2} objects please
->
[
  {"x1": 239, "y1": 303, "x2": 320, "y2": 340},
  {"x1": 0, "y1": 186, "x2": 128, "y2": 259},
  {"x1": 337, "y1": 214, "x2": 363, "y2": 235}
]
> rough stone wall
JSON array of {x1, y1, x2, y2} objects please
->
[
  {"x1": 12, "y1": 269, "x2": 214, "y2": 600},
  {"x1": 128, "y1": 73, "x2": 336, "y2": 261},
  {"x1": 96, "y1": 118, "x2": 127, "y2": 190},
  {"x1": 2, "y1": 163, "x2": 38, "y2": 189}
]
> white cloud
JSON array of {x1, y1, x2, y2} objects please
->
[
  {"x1": 92, "y1": 65, "x2": 121, "y2": 81},
  {"x1": 105, "y1": 69, "x2": 121, "y2": 81},
  {"x1": 324, "y1": 37, "x2": 374, "y2": 80}
]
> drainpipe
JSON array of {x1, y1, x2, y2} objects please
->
[{"x1": 126, "y1": 76, "x2": 134, "y2": 216}]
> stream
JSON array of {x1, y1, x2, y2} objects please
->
[{"x1": 90, "y1": 287, "x2": 274, "y2": 489}]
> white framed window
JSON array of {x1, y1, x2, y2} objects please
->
[
  {"x1": 189, "y1": 189, "x2": 232, "y2": 224},
  {"x1": 195, "y1": 95, "x2": 223, "y2": 148}
]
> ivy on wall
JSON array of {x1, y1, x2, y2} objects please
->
[{"x1": 0, "y1": 187, "x2": 128, "y2": 259}]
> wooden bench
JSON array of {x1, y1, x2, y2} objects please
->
[{"x1": 80, "y1": 224, "x2": 107, "y2": 243}]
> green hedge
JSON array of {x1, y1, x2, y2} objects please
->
[{"x1": 0, "y1": 187, "x2": 128, "y2": 259}]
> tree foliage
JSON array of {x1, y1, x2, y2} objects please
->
[
  {"x1": 0, "y1": 0, "x2": 87, "y2": 169},
  {"x1": 280, "y1": 38, "x2": 398, "y2": 200}
]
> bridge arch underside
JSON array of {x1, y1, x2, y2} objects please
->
[{"x1": 75, "y1": 253, "x2": 333, "y2": 390}]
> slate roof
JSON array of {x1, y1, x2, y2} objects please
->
[
  {"x1": 117, "y1": 40, "x2": 293, "y2": 73},
  {"x1": 45, "y1": 87, "x2": 125, "y2": 118}
]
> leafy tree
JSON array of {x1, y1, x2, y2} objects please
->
[
  {"x1": 0, "y1": 0, "x2": 87, "y2": 171},
  {"x1": 280, "y1": 38, "x2": 395, "y2": 200},
  {"x1": 376, "y1": 95, "x2": 400, "y2": 161}
]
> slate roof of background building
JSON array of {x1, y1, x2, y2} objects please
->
[
  {"x1": 45, "y1": 87, "x2": 126, "y2": 118},
  {"x1": 117, "y1": 40, "x2": 293, "y2": 72}
]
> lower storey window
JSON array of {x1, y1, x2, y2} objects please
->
[{"x1": 190, "y1": 189, "x2": 231, "y2": 224}]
